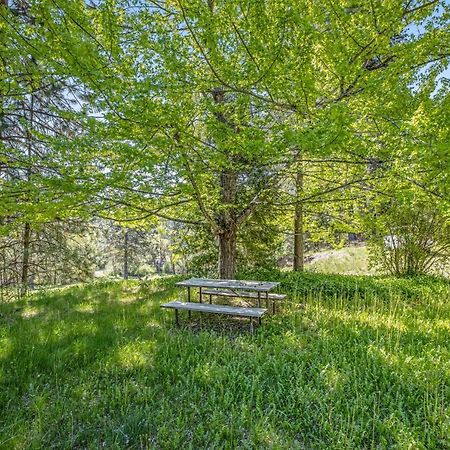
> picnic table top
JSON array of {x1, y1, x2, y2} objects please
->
[{"x1": 175, "y1": 277, "x2": 279, "y2": 292}]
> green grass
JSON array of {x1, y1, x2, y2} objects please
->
[{"x1": 0, "y1": 275, "x2": 449, "y2": 449}]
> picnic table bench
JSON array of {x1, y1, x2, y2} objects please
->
[
  {"x1": 161, "y1": 278, "x2": 285, "y2": 332},
  {"x1": 201, "y1": 289, "x2": 286, "y2": 313},
  {"x1": 161, "y1": 301, "x2": 266, "y2": 333}
]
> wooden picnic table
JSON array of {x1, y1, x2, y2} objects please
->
[
  {"x1": 161, "y1": 277, "x2": 284, "y2": 332},
  {"x1": 175, "y1": 277, "x2": 280, "y2": 307},
  {"x1": 176, "y1": 278, "x2": 279, "y2": 291}
]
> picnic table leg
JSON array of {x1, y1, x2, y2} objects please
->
[
  {"x1": 258, "y1": 317, "x2": 262, "y2": 326},
  {"x1": 188, "y1": 287, "x2": 192, "y2": 319},
  {"x1": 209, "y1": 294, "x2": 212, "y2": 304},
  {"x1": 199, "y1": 287, "x2": 202, "y2": 303},
  {"x1": 257, "y1": 292, "x2": 261, "y2": 308},
  {"x1": 250, "y1": 317, "x2": 254, "y2": 334},
  {"x1": 272, "y1": 298, "x2": 276, "y2": 315},
  {"x1": 265, "y1": 291, "x2": 269, "y2": 309}
]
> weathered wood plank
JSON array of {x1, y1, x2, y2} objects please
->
[
  {"x1": 161, "y1": 301, "x2": 267, "y2": 318},
  {"x1": 202, "y1": 289, "x2": 286, "y2": 300},
  {"x1": 175, "y1": 278, "x2": 279, "y2": 292}
]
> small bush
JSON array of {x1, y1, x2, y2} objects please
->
[{"x1": 367, "y1": 201, "x2": 450, "y2": 276}]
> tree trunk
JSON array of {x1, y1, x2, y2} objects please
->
[
  {"x1": 21, "y1": 222, "x2": 31, "y2": 295},
  {"x1": 293, "y1": 201, "x2": 304, "y2": 271},
  {"x1": 219, "y1": 227, "x2": 237, "y2": 279},
  {"x1": 293, "y1": 154, "x2": 304, "y2": 271},
  {"x1": 207, "y1": 1, "x2": 237, "y2": 279},
  {"x1": 123, "y1": 229, "x2": 129, "y2": 279},
  {"x1": 21, "y1": 84, "x2": 34, "y2": 294},
  {"x1": 218, "y1": 168, "x2": 237, "y2": 279},
  {"x1": 208, "y1": 11, "x2": 239, "y2": 279}
]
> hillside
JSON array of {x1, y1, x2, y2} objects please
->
[{"x1": 305, "y1": 245, "x2": 373, "y2": 275}]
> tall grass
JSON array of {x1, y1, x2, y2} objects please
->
[{"x1": 0, "y1": 276, "x2": 448, "y2": 449}]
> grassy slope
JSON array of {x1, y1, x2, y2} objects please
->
[
  {"x1": 304, "y1": 245, "x2": 449, "y2": 278},
  {"x1": 305, "y1": 245, "x2": 374, "y2": 275},
  {"x1": 0, "y1": 275, "x2": 449, "y2": 449}
]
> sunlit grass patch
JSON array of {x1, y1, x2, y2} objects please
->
[
  {"x1": 74, "y1": 303, "x2": 96, "y2": 314},
  {"x1": 111, "y1": 340, "x2": 156, "y2": 369},
  {"x1": 20, "y1": 306, "x2": 40, "y2": 319}
]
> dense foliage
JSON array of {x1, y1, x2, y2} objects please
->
[{"x1": 1, "y1": 0, "x2": 449, "y2": 290}]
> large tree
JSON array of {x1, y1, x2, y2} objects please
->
[{"x1": 2, "y1": 0, "x2": 449, "y2": 278}]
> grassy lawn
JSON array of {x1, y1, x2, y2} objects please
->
[{"x1": 0, "y1": 275, "x2": 449, "y2": 449}]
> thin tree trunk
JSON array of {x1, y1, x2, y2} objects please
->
[
  {"x1": 21, "y1": 222, "x2": 31, "y2": 295},
  {"x1": 123, "y1": 229, "x2": 129, "y2": 279},
  {"x1": 293, "y1": 205, "x2": 304, "y2": 271},
  {"x1": 21, "y1": 88, "x2": 34, "y2": 294},
  {"x1": 293, "y1": 154, "x2": 304, "y2": 271}
]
